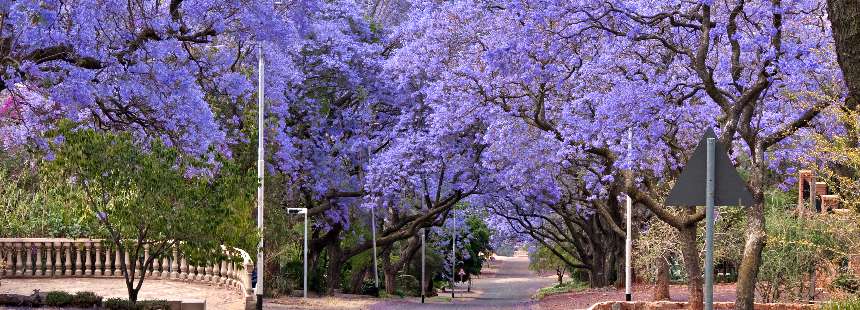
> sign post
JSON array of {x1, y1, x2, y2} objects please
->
[
  {"x1": 704, "y1": 138, "x2": 715, "y2": 309},
  {"x1": 451, "y1": 233, "x2": 456, "y2": 300},
  {"x1": 666, "y1": 128, "x2": 753, "y2": 310}
]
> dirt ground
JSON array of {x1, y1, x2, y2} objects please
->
[
  {"x1": 0, "y1": 278, "x2": 245, "y2": 309},
  {"x1": 535, "y1": 283, "x2": 737, "y2": 310}
]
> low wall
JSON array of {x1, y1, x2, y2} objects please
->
[
  {"x1": 588, "y1": 301, "x2": 818, "y2": 310},
  {"x1": 0, "y1": 238, "x2": 254, "y2": 305}
]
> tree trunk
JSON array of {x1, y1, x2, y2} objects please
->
[
  {"x1": 588, "y1": 254, "x2": 610, "y2": 287},
  {"x1": 557, "y1": 266, "x2": 565, "y2": 285},
  {"x1": 679, "y1": 223, "x2": 703, "y2": 310},
  {"x1": 383, "y1": 270, "x2": 396, "y2": 295},
  {"x1": 735, "y1": 152, "x2": 767, "y2": 310},
  {"x1": 653, "y1": 256, "x2": 671, "y2": 301},
  {"x1": 326, "y1": 243, "x2": 343, "y2": 295},
  {"x1": 348, "y1": 265, "x2": 368, "y2": 294},
  {"x1": 827, "y1": 0, "x2": 860, "y2": 110},
  {"x1": 735, "y1": 202, "x2": 766, "y2": 309}
]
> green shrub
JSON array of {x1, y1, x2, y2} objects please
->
[
  {"x1": 44, "y1": 291, "x2": 74, "y2": 307},
  {"x1": 833, "y1": 273, "x2": 860, "y2": 294},
  {"x1": 72, "y1": 291, "x2": 102, "y2": 307},
  {"x1": 104, "y1": 298, "x2": 136, "y2": 310},
  {"x1": 104, "y1": 298, "x2": 170, "y2": 310}
]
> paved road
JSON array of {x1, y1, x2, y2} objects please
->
[{"x1": 371, "y1": 255, "x2": 555, "y2": 310}]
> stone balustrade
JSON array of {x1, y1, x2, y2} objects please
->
[{"x1": 0, "y1": 238, "x2": 254, "y2": 300}]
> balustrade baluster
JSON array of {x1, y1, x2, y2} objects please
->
[
  {"x1": 160, "y1": 255, "x2": 169, "y2": 279},
  {"x1": 205, "y1": 263, "x2": 212, "y2": 282},
  {"x1": 2, "y1": 244, "x2": 10, "y2": 277},
  {"x1": 123, "y1": 247, "x2": 133, "y2": 275},
  {"x1": 32, "y1": 243, "x2": 42, "y2": 276},
  {"x1": 74, "y1": 243, "x2": 83, "y2": 276},
  {"x1": 216, "y1": 261, "x2": 224, "y2": 284},
  {"x1": 95, "y1": 243, "x2": 103, "y2": 276},
  {"x1": 187, "y1": 262, "x2": 195, "y2": 281},
  {"x1": 229, "y1": 262, "x2": 236, "y2": 287},
  {"x1": 41, "y1": 242, "x2": 50, "y2": 277},
  {"x1": 180, "y1": 256, "x2": 188, "y2": 280},
  {"x1": 155, "y1": 255, "x2": 163, "y2": 278},
  {"x1": 15, "y1": 243, "x2": 23, "y2": 276},
  {"x1": 83, "y1": 242, "x2": 92, "y2": 276},
  {"x1": 53, "y1": 242, "x2": 62, "y2": 276},
  {"x1": 113, "y1": 247, "x2": 121, "y2": 277},
  {"x1": 143, "y1": 244, "x2": 150, "y2": 276},
  {"x1": 24, "y1": 242, "x2": 32, "y2": 276},
  {"x1": 170, "y1": 247, "x2": 179, "y2": 279},
  {"x1": 64, "y1": 243, "x2": 71, "y2": 276},
  {"x1": 190, "y1": 264, "x2": 197, "y2": 281}
]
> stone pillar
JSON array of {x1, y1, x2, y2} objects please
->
[
  {"x1": 74, "y1": 243, "x2": 84, "y2": 276},
  {"x1": 798, "y1": 170, "x2": 813, "y2": 209},
  {"x1": 242, "y1": 261, "x2": 254, "y2": 296}
]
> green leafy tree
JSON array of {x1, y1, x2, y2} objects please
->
[
  {"x1": 756, "y1": 196, "x2": 859, "y2": 302},
  {"x1": 529, "y1": 244, "x2": 578, "y2": 285},
  {"x1": 43, "y1": 123, "x2": 257, "y2": 303}
]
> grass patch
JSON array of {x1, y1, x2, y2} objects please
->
[
  {"x1": 533, "y1": 280, "x2": 587, "y2": 300},
  {"x1": 428, "y1": 296, "x2": 453, "y2": 302},
  {"x1": 822, "y1": 298, "x2": 860, "y2": 310}
]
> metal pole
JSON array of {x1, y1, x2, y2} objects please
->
[
  {"x1": 808, "y1": 173, "x2": 816, "y2": 302},
  {"x1": 371, "y1": 206, "x2": 379, "y2": 290},
  {"x1": 451, "y1": 233, "x2": 455, "y2": 300},
  {"x1": 704, "y1": 138, "x2": 715, "y2": 310},
  {"x1": 304, "y1": 210, "x2": 308, "y2": 298},
  {"x1": 255, "y1": 43, "x2": 265, "y2": 310},
  {"x1": 421, "y1": 228, "x2": 426, "y2": 304},
  {"x1": 625, "y1": 129, "x2": 632, "y2": 302}
]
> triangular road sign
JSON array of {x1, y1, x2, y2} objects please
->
[{"x1": 665, "y1": 128, "x2": 754, "y2": 206}]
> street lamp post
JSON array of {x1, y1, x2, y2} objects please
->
[
  {"x1": 287, "y1": 208, "x2": 308, "y2": 298},
  {"x1": 625, "y1": 129, "x2": 632, "y2": 302},
  {"x1": 255, "y1": 42, "x2": 266, "y2": 310}
]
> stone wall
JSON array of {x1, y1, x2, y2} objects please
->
[{"x1": 588, "y1": 301, "x2": 818, "y2": 310}]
